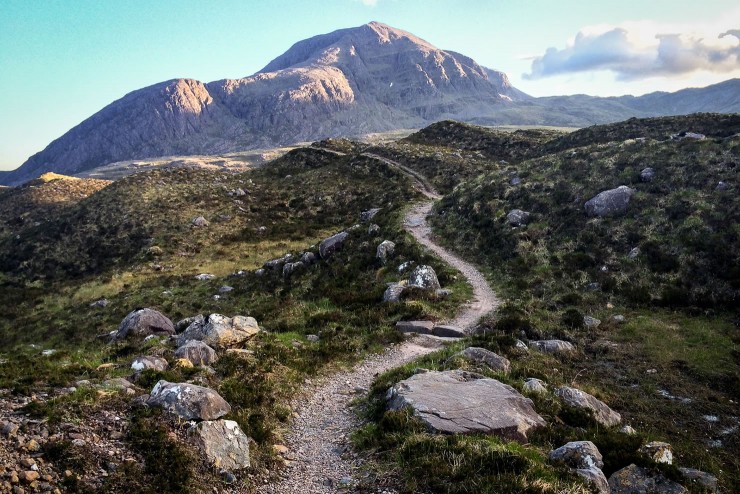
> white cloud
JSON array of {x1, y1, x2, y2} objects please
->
[{"x1": 525, "y1": 20, "x2": 740, "y2": 81}]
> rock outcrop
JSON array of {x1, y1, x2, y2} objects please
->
[{"x1": 147, "y1": 381, "x2": 231, "y2": 421}]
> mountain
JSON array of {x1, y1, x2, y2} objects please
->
[{"x1": 2, "y1": 22, "x2": 739, "y2": 186}]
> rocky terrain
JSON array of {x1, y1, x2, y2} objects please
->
[
  {"x1": 3, "y1": 21, "x2": 739, "y2": 186},
  {"x1": 0, "y1": 114, "x2": 738, "y2": 493}
]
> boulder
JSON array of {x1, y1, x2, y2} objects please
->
[
  {"x1": 620, "y1": 425, "x2": 637, "y2": 435},
  {"x1": 584, "y1": 316, "x2": 601, "y2": 329},
  {"x1": 506, "y1": 209, "x2": 531, "y2": 227},
  {"x1": 367, "y1": 223, "x2": 380, "y2": 236},
  {"x1": 111, "y1": 308, "x2": 175, "y2": 341},
  {"x1": 584, "y1": 186, "x2": 634, "y2": 217},
  {"x1": 147, "y1": 380, "x2": 231, "y2": 421},
  {"x1": 176, "y1": 314, "x2": 260, "y2": 349},
  {"x1": 408, "y1": 265, "x2": 441, "y2": 291},
  {"x1": 523, "y1": 378, "x2": 547, "y2": 394},
  {"x1": 300, "y1": 251, "x2": 317, "y2": 265},
  {"x1": 612, "y1": 315, "x2": 627, "y2": 324},
  {"x1": 219, "y1": 285, "x2": 233, "y2": 293},
  {"x1": 176, "y1": 315, "x2": 204, "y2": 333},
  {"x1": 282, "y1": 261, "x2": 305, "y2": 278},
  {"x1": 131, "y1": 356, "x2": 169, "y2": 372},
  {"x1": 376, "y1": 240, "x2": 396, "y2": 265},
  {"x1": 556, "y1": 386, "x2": 621, "y2": 427},
  {"x1": 576, "y1": 467, "x2": 610, "y2": 494},
  {"x1": 264, "y1": 255, "x2": 291, "y2": 270},
  {"x1": 383, "y1": 283, "x2": 406, "y2": 302},
  {"x1": 386, "y1": 370, "x2": 545, "y2": 442},
  {"x1": 628, "y1": 247, "x2": 641, "y2": 259},
  {"x1": 395, "y1": 320, "x2": 434, "y2": 335},
  {"x1": 175, "y1": 341, "x2": 219, "y2": 366},
  {"x1": 678, "y1": 468, "x2": 718, "y2": 492},
  {"x1": 432, "y1": 325, "x2": 465, "y2": 338},
  {"x1": 529, "y1": 340, "x2": 576, "y2": 355},
  {"x1": 192, "y1": 216, "x2": 209, "y2": 227},
  {"x1": 190, "y1": 420, "x2": 250, "y2": 470},
  {"x1": 639, "y1": 441, "x2": 673, "y2": 464},
  {"x1": 609, "y1": 464, "x2": 687, "y2": 494},
  {"x1": 549, "y1": 441, "x2": 604, "y2": 469},
  {"x1": 360, "y1": 208, "x2": 381, "y2": 222},
  {"x1": 195, "y1": 273, "x2": 216, "y2": 281},
  {"x1": 640, "y1": 167, "x2": 655, "y2": 182},
  {"x1": 455, "y1": 347, "x2": 510, "y2": 373},
  {"x1": 319, "y1": 231, "x2": 348, "y2": 259}
]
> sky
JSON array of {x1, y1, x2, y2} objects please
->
[{"x1": 1, "y1": 0, "x2": 738, "y2": 170}]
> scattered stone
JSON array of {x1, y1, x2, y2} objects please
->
[
  {"x1": 640, "y1": 441, "x2": 673, "y2": 464},
  {"x1": 640, "y1": 167, "x2": 655, "y2": 182},
  {"x1": 111, "y1": 308, "x2": 175, "y2": 341},
  {"x1": 191, "y1": 216, "x2": 209, "y2": 227},
  {"x1": 550, "y1": 441, "x2": 604, "y2": 469},
  {"x1": 510, "y1": 176, "x2": 521, "y2": 186},
  {"x1": 584, "y1": 186, "x2": 634, "y2": 217},
  {"x1": 395, "y1": 321, "x2": 434, "y2": 335},
  {"x1": 432, "y1": 325, "x2": 465, "y2": 338},
  {"x1": 90, "y1": 298, "x2": 109, "y2": 308},
  {"x1": 612, "y1": 315, "x2": 627, "y2": 324},
  {"x1": 176, "y1": 313, "x2": 260, "y2": 349},
  {"x1": 386, "y1": 370, "x2": 545, "y2": 442},
  {"x1": 233, "y1": 188, "x2": 246, "y2": 197},
  {"x1": 678, "y1": 468, "x2": 718, "y2": 492},
  {"x1": 454, "y1": 347, "x2": 510, "y2": 373},
  {"x1": 306, "y1": 334, "x2": 320, "y2": 343},
  {"x1": 264, "y1": 255, "x2": 290, "y2": 270},
  {"x1": 190, "y1": 420, "x2": 251, "y2": 470},
  {"x1": 367, "y1": 223, "x2": 380, "y2": 236},
  {"x1": 715, "y1": 181, "x2": 729, "y2": 191},
  {"x1": 506, "y1": 209, "x2": 531, "y2": 227},
  {"x1": 219, "y1": 285, "x2": 234, "y2": 293},
  {"x1": 408, "y1": 265, "x2": 441, "y2": 291},
  {"x1": 576, "y1": 467, "x2": 610, "y2": 494},
  {"x1": 376, "y1": 240, "x2": 396, "y2": 265},
  {"x1": 319, "y1": 231, "x2": 349, "y2": 259},
  {"x1": 282, "y1": 261, "x2": 305, "y2": 278},
  {"x1": 383, "y1": 283, "x2": 406, "y2": 302},
  {"x1": 19, "y1": 471, "x2": 39, "y2": 483},
  {"x1": 131, "y1": 356, "x2": 168, "y2": 372},
  {"x1": 628, "y1": 247, "x2": 641, "y2": 259},
  {"x1": 673, "y1": 131, "x2": 705, "y2": 140},
  {"x1": 147, "y1": 380, "x2": 231, "y2": 421},
  {"x1": 175, "y1": 314, "x2": 204, "y2": 333},
  {"x1": 195, "y1": 273, "x2": 216, "y2": 281},
  {"x1": 174, "y1": 341, "x2": 219, "y2": 366},
  {"x1": 608, "y1": 464, "x2": 687, "y2": 494},
  {"x1": 620, "y1": 425, "x2": 637, "y2": 435},
  {"x1": 529, "y1": 340, "x2": 576, "y2": 355},
  {"x1": 523, "y1": 378, "x2": 547, "y2": 394},
  {"x1": 556, "y1": 386, "x2": 621, "y2": 427},
  {"x1": 585, "y1": 282, "x2": 601, "y2": 291},
  {"x1": 397, "y1": 261, "x2": 414, "y2": 273},
  {"x1": 435, "y1": 288, "x2": 451, "y2": 298},
  {"x1": 583, "y1": 316, "x2": 601, "y2": 329},
  {"x1": 360, "y1": 208, "x2": 381, "y2": 222},
  {"x1": 300, "y1": 251, "x2": 317, "y2": 264}
]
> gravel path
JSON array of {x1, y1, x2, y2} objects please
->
[{"x1": 256, "y1": 155, "x2": 499, "y2": 493}]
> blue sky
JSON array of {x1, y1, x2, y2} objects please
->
[{"x1": 1, "y1": 0, "x2": 738, "y2": 170}]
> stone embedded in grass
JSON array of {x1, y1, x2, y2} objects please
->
[
  {"x1": 383, "y1": 282, "x2": 406, "y2": 302},
  {"x1": 175, "y1": 314, "x2": 260, "y2": 349},
  {"x1": 195, "y1": 273, "x2": 216, "y2": 281},
  {"x1": 386, "y1": 370, "x2": 545, "y2": 442},
  {"x1": 556, "y1": 386, "x2": 621, "y2": 427},
  {"x1": 584, "y1": 185, "x2": 634, "y2": 217},
  {"x1": 506, "y1": 209, "x2": 531, "y2": 227},
  {"x1": 131, "y1": 356, "x2": 168, "y2": 372},
  {"x1": 611, "y1": 314, "x2": 627, "y2": 324},
  {"x1": 147, "y1": 380, "x2": 231, "y2": 421},
  {"x1": 432, "y1": 325, "x2": 465, "y2": 338},
  {"x1": 319, "y1": 231, "x2": 348, "y2": 259},
  {"x1": 191, "y1": 216, "x2": 209, "y2": 227},
  {"x1": 523, "y1": 378, "x2": 547, "y2": 394},
  {"x1": 608, "y1": 464, "x2": 687, "y2": 494},
  {"x1": 639, "y1": 441, "x2": 673, "y2": 464},
  {"x1": 454, "y1": 347, "x2": 510, "y2": 373},
  {"x1": 529, "y1": 339, "x2": 576, "y2": 355},
  {"x1": 300, "y1": 251, "x2": 317, "y2": 264},
  {"x1": 190, "y1": 419, "x2": 250, "y2": 470},
  {"x1": 408, "y1": 265, "x2": 441, "y2": 291},
  {"x1": 376, "y1": 240, "x2": 395, "y2": 265},
  {"x1": 282, "y1": 261, "x2": 305, "y2": 278},
  {"x1": 174, "y1": 341, "x2": 219, "y2": 366},
  {"x1": 111, "y1": 308, "x2": 175, "y2": 342},
  {"x1": 549, "y1": 440, "x2": 609, "y2": 492},
  {"x1": 640, "y1": 167, "x2": 655, "y2": 182},
  {"x1": 678, "y1": 468, "x2": 718, "y2": 492},
  {"x1": 583, "y1": 316, "x2": 601, "y2": 329},
  {"x1": 367, "y1": 223, "x2": 380, "y2": 236},
  {"x1": 175, "y1": 314, "x2": 204, "y2": 333},
  {"x1": 360, "y1": 208, "x2": 381, "y2": 222}
]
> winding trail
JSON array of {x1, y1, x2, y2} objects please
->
[{"x1": 256, "y1": 154, "x2": 499, "y2": 494}]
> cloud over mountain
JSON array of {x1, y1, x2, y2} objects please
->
[{"x1": 525, "y1": 25, "x2": 740, "y2": 80}]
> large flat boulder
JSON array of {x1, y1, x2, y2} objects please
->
[
  {"x1": 386, "y1": 370, "x2": 545, "y2": 442},
  {"x1": 147, "y1": 380, "x2": 231, "y2": 421},
  {"x1": 408, "y1": 265, "x2": 441, "y2": 291},
  {"x1": 175, "y1": 314, "x2": 260, "y2": 349},
  {"x1": 556, "y1": 386, "x2": 621, "y2": 427},
  {"x1": 609, "y1": 464, "x2": 687, "y2": 494},
  {"x1": 190, "y1": 419, "x2": 250, "y2": 470},
  {"x1": 584, "y1": 185, "x2": 634, "y2": 217},
  {"x1": 111, "y1": 308, "x2": 175, "y2": 341},
  {"x1": 529, "y1": 339, "x2": 576, "y2": 355}
]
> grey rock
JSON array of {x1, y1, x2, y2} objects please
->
[
  {"x1": 672, "y1": 131, "x2": 705, "y2": 140},
  {"x1": 678, "y1": 468, "x2": 718, "y2": 492},
  {"x1": 549, "y1": 441, "x2": 604, "y2": 470},
  {"x1": 367, "y1": 223, "x2": 380, "y2": 236},
  {"x1": 360, "y1": 208, "x2": 381, "y2": 222},
  {"x1": 434, "y1": 288, "x2": 451, "y2": 299},
  {"x1": 147, "y1": 380, "x2": 231, "y2": 421},
  {"x1": 319, "y1": 231, "x2": 349, "y2": 259},
  {"x1": 397, "y1": 261, "x2": 414, "y2": 273},
  {"x1": 383, "y1": 283, "x2": 406, "y2": 302},
  {"x1": 432, "y1": 325, "x2": 465, "y2": 338},
  {"x1": 609, "y1": 464, "x2": 687, "y2": 494},
  {"x1": 628, "y1": 247, "x2": 641, "y2": 259},
  {"x1": 306, "y1": 334, "x2": 320, "y2": 342},
  {"x1": 192, "y1": 216, "x2": 209, "y2": 227},
  {"x1": 386, "y1": 370, "x2": 545, "y2": 442},
  {"x1": 131, "y1": 356, "x2": 169, "y2": 372},
  {"x1": 283, "y1": 261, "x2": 305, "y2": 278},
  {"x1": 715, "y1": 181, "x2": 729, "y2": 191},
  {"x1": 395, "y1": 320, "x2": 434, "y2": 335},
  {"x1": 195, "y1": 273, "x2": 216, "y2": 280},
  {"x1": 612, "y1": 315, "x2": 627, "y2": 324},
  {"x1": 176, "y1": 313, "x2": 260, "y2": 349},
  {"x1": 576, "y1": 467, "x2": 610, "y2": 494},
  {"x1": 455, "y1": 347, "x2": 510, "y2": 373},
  {"x1": 523, "y1": 378, "x2": 547, "y2": 394},
  {"x1": 506, "y1": 209, "x2": 531, "y2": 227},
  {"x1": 90, "y1": 298, "x2": 109, "y2": 308},
  {"x1": 585, "y1": 282, "x2": 601, "y2": 291},
  {"x1": 300, "y1": 251, "x2": 317, "y2": 265},
  {"x1": 584, "y1": 185, "x2": 634, "y2": 217},
  {"x1": 529, "y1": 340, "x2": 576, "y2": 355},
  {"x1": 583, "y1": 316, "x2": 601, "y2": 329},
  {"x1": 190, "y1": 420, "x2": 250, "y2": 470},
  {"x1": 103, "y1": 378, "x2": 135, "y2": 390},
  {"x1": 175, "y1": 314, "x2": 204, "y2": 333},
  {"x1": 376, "y1": 240, "x2": 396, "y2": 265},
  {"x1": 620, "y1": 425, "x2": 637, "y2": 435},
  {"x1": 639, "y1": 441, "x2": 673, "y2": 464},
  {"x1": 408, "y1": 265, "x2": 441, "y2": 291},
  {"x1": 111, "y1": 308, "x2": 175, "y2": 341},
  {"x1": 556, "y1": 386, "x2": 621, "y2": 427},
  {"x1": 254, "y1": 268, "x2": 266, "y2": 276},
  {"x1": 510, "y1": 176, "x2": 521, "y2": 186},
  {"x1": 640, "y1": 167, "x2": 655, "y2": 182},
  {"x1": 233, "y1": 188, "x2": 246, "y2": 197},
  {"x1": 175, "y1": 341, "x2": 219, "y2": 366},
  {"x1": 219, "y1": 285, "x2": 234, "y2": 293},
  {"x1": 264, "y1": 255, "x2": 291, "y2": 270}
]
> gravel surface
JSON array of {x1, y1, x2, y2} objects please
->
[{"x1": 256, "y1": 156, "x2": 500, "y2": 493}]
